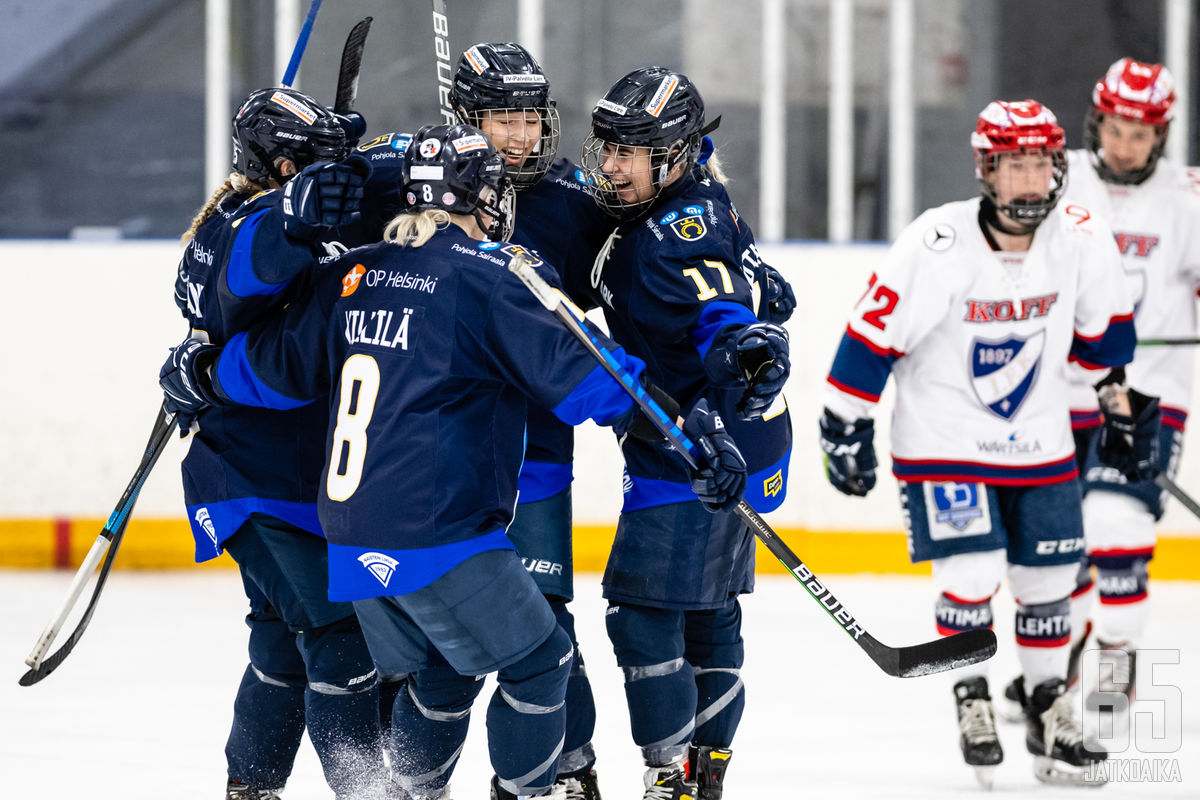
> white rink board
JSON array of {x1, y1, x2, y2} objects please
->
[{"x1": 2, "y1": 239, "x2": 1199, "y2": 536}]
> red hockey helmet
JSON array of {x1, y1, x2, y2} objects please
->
[
  {"x1": 1085, "y1": 58, "x2": 1176, "y2": 184},
  {"x1": 971, "y1": 100, "x2": 1067, "y2": 230}
]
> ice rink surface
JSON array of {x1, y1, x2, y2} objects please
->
[{"x1": 2, "y1": 568, "x2": 1196, "y2": 799}]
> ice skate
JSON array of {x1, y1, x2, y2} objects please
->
[
  {"x1": 554, "y1": 767, "x2": 601, "y2": 800},
  {"x1": 953, "y1": 677, "x2": 1003, "y2": 789},
  {"x1": 225, "y1": 778, "x2": 283, "y2": 800},
  {"x1": 642, "y1": 757, "x2": 698, "y2": 800},
  {"x1": 689, "y1": 746, "x2": 731, "y2": 800},
  {"x1": 490, "y1": 775, "x2": 567, "y2": 800},
  {"x1": 999, "y1": 620, "x2": 1093, "y2": 724},
  {"x1": 1023, "y1": 678, "x2": 1107, "y2": 787}
]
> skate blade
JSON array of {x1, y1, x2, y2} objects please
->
[
  {"x1": 973, "y1": 765, "x2": 998, "y2": 790},
  {"x1": 1032, "y1": 756, "x2": 1107, "y2": 788}
]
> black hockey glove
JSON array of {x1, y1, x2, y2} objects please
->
[
  {"x1": 1097, "y1": 387, "x2": 1161, "y2": 482},
  {"x1": 683, "y1": 399, "x2": 747, "y2": 513},
  {"x1": 281, "y1": 156, "x2": 371, "y2": 240},
  {"x1": 719, "y1": 323, "x2": 790, "y2": 420},
  {"x1": 819, "y1": 408, "x2": 877, "y2": 497},
  {"x1": 334, "y1": 110, "x2": 368, "y2": 148},
  {"x1": 159, "y1": 338, "x2": 223, "y2": 432},
  {"x1": 763, "y1": 263, "x2": 796, "y2": 324}
]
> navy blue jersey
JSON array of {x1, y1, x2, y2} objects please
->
[
  {"x1": 175, "y1": 189, "x2": 352, "y2": 560},
  {"x1": 511, "y1": 159, "x2": 615, "y2": 502},
  {"x1": 211, "y1": 224, "x2": 647, "y2": 601},
  {"x1": 589, "y1": 168, "x2": 792, "y2": 513}
]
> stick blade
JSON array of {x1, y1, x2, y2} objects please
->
[
  {"x1": 865, "y1": 628, "x2": 998, "y2": 678},
  {"x1": 334, "y1": 16, "x2": 373, "y2": 112}
]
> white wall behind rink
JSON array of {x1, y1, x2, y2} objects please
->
[{"x1": 3, "y1": 239, "x2": 1198, "y2": 537}]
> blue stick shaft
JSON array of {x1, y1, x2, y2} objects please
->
[{"x1": 281, "y1": 0, "x2": 324, "y2": 87}]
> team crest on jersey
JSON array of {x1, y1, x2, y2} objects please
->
[
  {"x1": 969, "y1": 330, "x2": 1046, "y2": 421},
  {"x1": 499, "y1": 244, "x2": 543, "y2": 267},
  {"x1": 358, "y1": 552, "x2": 400, "y2": 587},
  {"x1": 669, "y1": 213, "x2": 707, "y2": 242},
  {"x1": 194, "y1": 508, "x2": 217, "y2": 545}
]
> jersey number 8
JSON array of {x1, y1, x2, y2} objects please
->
[{"x1": 327, "y1": 354, "x2": 381, "y2": 502}]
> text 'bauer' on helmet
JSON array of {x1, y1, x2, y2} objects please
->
[
  {"x1": 400, "y1": 123, "x2": 515, "y2": 242},
  {"x1": 970, "y1": 99, "x2": 1067, "y2": 233},
  {"x1": 232, "y1": 87, "x2": 349, "y2": 187},
  {"x1": 581, "y1": 66, "x2": 719, "y2": 219},
  {"x1": 449, "y1": 42, "x2": 561, "y2": 188}
]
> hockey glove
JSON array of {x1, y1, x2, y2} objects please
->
[
  {"x1": 763, "y1": 263, "x2": 796, "y2": 324},
  {"x1": 819, "y1": 408, "x2": 877, "y2": 497},
  {"x1": 684, "y1": 399, "x2": 748, "y2": 513},
  {"x1": 1097, "y1": 387, "x2": 1161, "y2": 482},
  {"x1": 723, "y1": 323, "x2": 790, "y2": 419},
  {"x1": 281, "y1": 156, "x2": 371, "y2": 240},
  {"x1": 334, "y1": 110, "x2": 368, "y2": 148},
  {"x1": 159, "y1": 337, "x2": 223, "y2": 431}
]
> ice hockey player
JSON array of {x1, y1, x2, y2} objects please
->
[
  {"x1": 999, "y1": 58, "x2": 1200, "y2": 725},
  {"x1": 580, "y1": 66, "x2": 793, "y2": 800},
  {"x1": 168, "y1": 86, "x2": 384, "y2": 800},
  {"x1": 819, "y1": 98, "x2": 1161, "y2": 788},
  {"x1": 447, "y1": 41, "x2": 614, "y2": 800},
  {"x1": 159, "y1": 123, "x2": 749, "y2": 800}
]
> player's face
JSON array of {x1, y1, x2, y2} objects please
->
[
  {"x1": 1098, "y1": 114, "x2": 1159, "y2": 175},
  {"x1": 478, "y1": 109, "x2": 543, "y2": 166},
  {"x1": 599, "y1": 143, "x2": 657, "y2": 204},
  {"x1": 988, "y1": 152, "x2": 1056, "y2": 210}
]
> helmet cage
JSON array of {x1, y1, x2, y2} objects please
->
[
  {"x1": 232, "y1": 88, "x2": 348, "y2": 186},
  {"x1": 580, "y1": 136, "x2": 690, "y2": 219},
  {"x1": 975, "y1": 148, "x2": 1068, "y2": 230},
  {"x1": 457, "y1": 105, "x2": 561, "y2": 188}
]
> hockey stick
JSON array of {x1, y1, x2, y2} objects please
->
[
  {"x1": 1138, "y1": 337, "x2": 1200, "y2": 346},
  {"x1": 430, "y1": 0, "x2": 456, "y2": 123},
  {"x1": 1157, "y1": 473, "x2": 1200, "y2": 521},
  {"x1": 333, "y1": 16, "x2": 373, "y2": 114},
  {"x1": 20, "y1": 403, "x2": 178, "y2": 686},
  {"x1": 280, "y1": 0, "x2": 325, "y2": 87},
  {"x1": 506, "y1": 253, "x2": 997, "y2": 678}
]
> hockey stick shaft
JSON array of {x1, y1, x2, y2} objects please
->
[
  {"x1": 334, "y1": 16, "x2": 373, "y2": 114},
  {"x1": 1157, "y1": 473, "x2": 1200, "y2": 520},
  {"x1": 280, "y1": 0, "x2": 324, "y2": 87},
  {"x1": 20, "y1": 403, "x2": 178, "y2": 684},
  {"x1": 430, "y1": 0, "x2": 456, "y2": 123},
  {"x1": 507, "y1": 254, "x2": 996, "y2": 677},
  {"x1": 1138, "y1": 338, "x2": 1200, "y2": 346}
]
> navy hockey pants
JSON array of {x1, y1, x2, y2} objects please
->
[
  {"x1": 354, "y1": 548, "x2": 573, "y2": 796},
  {"x1": 224, "y1": 514, "x2": 383, "y2": 796}
]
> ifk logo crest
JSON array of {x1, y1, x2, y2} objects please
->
[
  {"x1": 358, "y1": 552, "x2": 400, "y2": 587},
  {"x1": 969, "y1": 330, "x2": 1045, "y2": 421}
]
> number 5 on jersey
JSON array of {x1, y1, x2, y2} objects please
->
[{"x1": 327, "y1": 354, "x2": 380, "y2": 501}]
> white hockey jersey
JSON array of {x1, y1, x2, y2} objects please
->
[
  {"x1": 824, "y1": 197, "x2": 1134, "y2": 485},
  {"x1": 1062, "y1": 150, "x2": 1200, "y2": 432}
]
